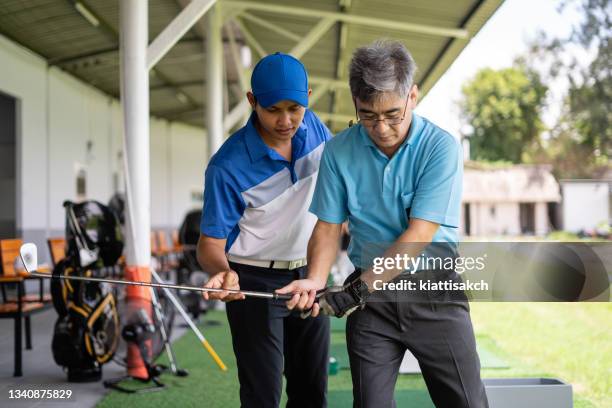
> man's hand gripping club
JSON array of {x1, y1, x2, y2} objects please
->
[{"x1": 276, "y1": 271, "x2": 370, "y2": 318}]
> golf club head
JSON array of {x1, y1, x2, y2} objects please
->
[
  {"x1": 19, "y1": 243, "x2": 38, "y2": 274},
  {"x1": 79, "y1": 247, "x2": 99, "y2": 267}
]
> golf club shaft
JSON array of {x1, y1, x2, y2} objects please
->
[{"x1": 27, "y1": 271, "x2": 292, "y2": 300}]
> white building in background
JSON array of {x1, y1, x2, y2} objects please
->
[
  {"x1": 560, "y1": 180, "x2": 611, "y2": 233},
  {"x1": 461, "y1": 162, "x2": 561, "y2": 237}
]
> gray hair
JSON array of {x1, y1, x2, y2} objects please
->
[{"x1": 349, "y1": 40, "x2": 417, "y2": 102}]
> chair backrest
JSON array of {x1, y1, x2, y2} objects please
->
[
  {"x1": 0, "y1": 238, "x2": 24, "y2": 277},
  {"x1": 150, "y1": 231, "x2": 159, "y2": 253},
  {"x1": 156, "y1": 230, "x2": 171, "y2": 253},
  {"x1": 171, "y1": 230, "x2": 180, "y2": 249},
  {"x1": 47, "y1": 237, "x2": 66, "y2": 267}
]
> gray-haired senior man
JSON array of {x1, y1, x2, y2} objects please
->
[{"x1": 277, "y1": 41, "x2": 489, "y2": 408}]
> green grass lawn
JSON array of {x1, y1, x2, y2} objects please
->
[{"x1": 97, "y1": 303, "x2": 611, "y2": 408}]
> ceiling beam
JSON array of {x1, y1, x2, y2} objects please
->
[
  {"x1": 150, "y1": 79, "x2": 240, "y2": 91},
  {"x1": 49, "y1": 46, "x2": 117, "y2": 66},
  {"x1": 309, "y1": 83, "x2": 331, "y2": 106},
  {"x1": 290, "y1": 16, "x2": 336, "y2": 59},
  {"x1": 315, "y1": 111, "x2": 355, "y2": 124},
  {"x1": 223, "y1": 1, "x2": 468, "y2": 39},
  {"x1": 147, "y1": 0, "x2": 217, "y2": 70},
  {"x1": 239, "y1": 11, "x2": 301, "y2": 42},
  {"x1": 50, "y1": 36, "x2": 245, "y2": 66},
  {"x1": 162, "y1": 106, "x2": 351, "y2": 126},
  {"x1": 233, "y1": 17, "x2": 266, "y2": 58},
  {"x1": 307, "y1": 76, "x2": 349, "y2": 90},
  {"x1": 331, "y1": 0, "x2": 352, "y2": 123},
  {"x1": 60, "y1": 0, "x2": 199, "y2": 108},
  {"x1": 226, "y1": 22, "x2": 249, "y2": 92}
]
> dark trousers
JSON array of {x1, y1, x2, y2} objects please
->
[
  {"x1": 226, "y1": 262, "x2": 330, "y2": 408},
  {"x1": 346, "y1": 270, "x2": 489, "y2": 408}
]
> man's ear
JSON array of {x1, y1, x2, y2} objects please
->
[
  {"x1": 308, "y1": 88, "x2": 312, "y2": 97},
  {"x1": 247, "y1": 91, "x2": 257, "y2": 109},
  {"x1": 409, "y1": 84, "x2": 419, "y2": 108}
]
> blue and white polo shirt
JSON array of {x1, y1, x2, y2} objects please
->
[{"x1": 201, "y1": 109, "x2": 332, "y2": 260}]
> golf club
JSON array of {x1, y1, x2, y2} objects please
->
[{"x1": 18, "y1": 243, "x2": 293, "y2": 301}]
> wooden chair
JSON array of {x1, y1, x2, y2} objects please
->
[
  {"x1": 47, "y1": 237, "x2": 66, "y2": 267},
  {"x1": 157, "y1": 231, "x2": 178, "y2": 257},
  {"x1": 171, "y1": 230, "x2": 183, "y2": 252},
  {"x1": 151, "y1": 231, "x2": 162, "y2": 257},
  {"x1": 0, "y1": 239, "x2": 48, "y2": 376},
  {"x1": 0, "y1": 239, "x2": 51, "y2": 303},
  {"x1": 152, "y1": 230, "x2": 180, "y2": 278}
]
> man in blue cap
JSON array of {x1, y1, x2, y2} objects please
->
[{"x1": 197, "y1": 53, "x2": 332, "y2": 407}]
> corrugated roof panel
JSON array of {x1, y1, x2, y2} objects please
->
[
  {"x1": 0, "y1": 0, "x2": 504, "y2": 128},
  {"x1": 350, "y1": 0, "x2": 477, "y2": 26},
  {"x1": 0, "y1": 0, "x2": 114, "y2": 60}
]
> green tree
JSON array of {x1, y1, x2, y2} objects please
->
[
  {"x1": 524, "y1": 105, "x2": 602, "y2": 179},
  {"x1": 459, "y1": 64, "x2": 548, "y2": 163},
  {"x1": 527, "y1": 0, "x2": 611, "y2": 176},
  {"x1": 565, "y1": 0, "x2": 611, "y2": 162}
]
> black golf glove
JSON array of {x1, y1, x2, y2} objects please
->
[{"x1": 319, "y1": 271, "x2": 370, "y2": 318}]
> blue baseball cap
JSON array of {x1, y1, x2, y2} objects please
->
[{"x1": 251, "y1": 52, "x2": 309, "y2": 108}]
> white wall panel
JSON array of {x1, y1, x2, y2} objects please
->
[{"x1": 0, "y1": 34, "x2": 210, "y2": 245}]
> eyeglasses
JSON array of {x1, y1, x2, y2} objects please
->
[{"x1": 354, "y1": 97, "x2": 410, "y2": 126}]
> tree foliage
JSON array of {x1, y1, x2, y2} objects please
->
[
  {"x1": 527, "y1": 0, "x2": 611, "y2": 176},
  {"x1": 459, "y1": 65, "x2": 548, "y2": 163}
]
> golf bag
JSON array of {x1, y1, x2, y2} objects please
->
[
  {"x1": 50, "y1": 200, "x2": 123, "y2": 382},
  {"x1": 105, "y1": 193, "x2": 177, "y2": 353},
  {"x1": 177, "y1": 209, "x2": 213, "y2": 318}
]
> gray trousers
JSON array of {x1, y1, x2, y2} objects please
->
[{"x1": 346, "y1": 271, "x2": 489, "y2": 408}]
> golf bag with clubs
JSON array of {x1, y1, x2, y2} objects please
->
[
  {"x1": 177, "y1": 209, "x2": 214, "y2": 319},
  {"x1": 50, "y1": 200, "x2": 123, "y2": 382}
]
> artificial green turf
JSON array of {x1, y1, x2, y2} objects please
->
[
  {"x1": 97, "y1": 312, "x2": 242, "y2": 408},
  {"x1": 98, "y1": 304, "x2": 610, "y2": 408},
  {"x1": 330, "y1": 316, "x2": 346, "y2": 332},
  {"x1": 329, "y1": 389, "x2": 434, "y2": 407}
]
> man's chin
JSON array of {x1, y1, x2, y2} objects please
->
[
  {"x1": 375, "y1": 137, "x2": 396, "y2": 146},
  {"x1": 274, "y1": 132, "x2": 296, "y2": 139}
]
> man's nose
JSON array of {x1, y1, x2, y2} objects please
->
[
  {"x1": 277, "y1": 111, "x2": 292, "y2": 126},
  {"x1": 372, "y1": 120, "x2": 390, "y2": 132}
]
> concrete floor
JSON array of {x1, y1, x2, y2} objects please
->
[{"x1": 0, "y1": 304, "x2": 189, "y2": 408}]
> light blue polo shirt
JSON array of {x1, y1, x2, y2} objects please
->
[
  {"x1": 309, "y1": 113, "x2": 462, "y2": 269},
  {"x1": 201, "y1": 109, "x2": 332, "y2": 260}
]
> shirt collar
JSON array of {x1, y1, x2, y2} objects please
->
[{"x1": 244, "y1": 111, "x2": 309, "y2": 163}]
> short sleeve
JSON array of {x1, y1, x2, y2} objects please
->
[
  {"x1": 410, "y1": 135, "x2": 463, "y2": 228},
  {"x1": 201, "y1": 164, "x2": 246, "y2": 238},
  {"x1": 309, "y1": 144, "x2": 348, "y2": 223}
]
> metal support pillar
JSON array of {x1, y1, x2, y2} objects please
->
[{"x1": 120, "y1": 0, "x2": 152, "y2": 379}]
